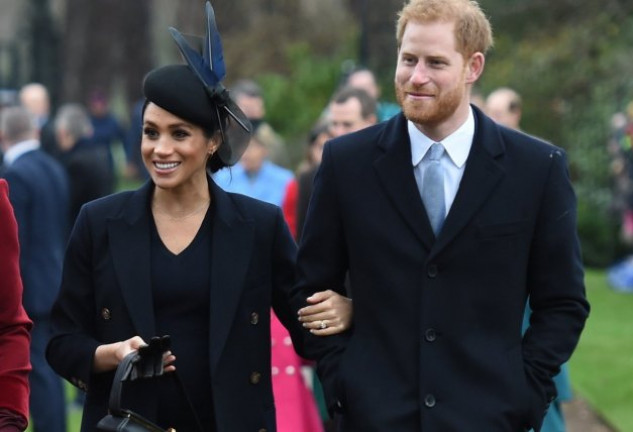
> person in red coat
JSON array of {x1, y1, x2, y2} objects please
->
[{"x1": 0, "y1": 179, "x2": 32, "y2": 431}]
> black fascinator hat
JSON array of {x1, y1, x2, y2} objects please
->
[{"x1": 143, "y1": 1, "x2": 251, "y2": 168}]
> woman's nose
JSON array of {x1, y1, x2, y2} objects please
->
[{"x1": 154, "y1": 137, "x2": 173, "y2": 155}]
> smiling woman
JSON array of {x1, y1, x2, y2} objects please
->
[{"x1": 45, "y1": 3, "x2": 352, "y2": 431}]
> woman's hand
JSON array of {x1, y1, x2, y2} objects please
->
[
  {"x1": 93, "y1": 336, "x2": 176, "y2": 373},
  {"x1": 297, "y1": 290, "x2": 352, "y2": 336}
]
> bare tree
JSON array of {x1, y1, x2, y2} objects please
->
[
  {"x1": 61, "y1": 0, "x2": 151, "y2": 109},
  {"x1": 170, "y1": 0, "x2": 354, "y2": 82},
  {"x1": 347, "y1": 0, "x2": 401, "y2": 78}
]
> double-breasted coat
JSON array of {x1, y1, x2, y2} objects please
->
[
  {"x1": 294, "y1": 107, "x2": 590, "y2": 431},
  {"x1": 46, "y1": 177, "x2": 305, "y2": 432}
]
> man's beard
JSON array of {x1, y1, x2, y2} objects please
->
[{"x1": 396, "y1": 82, "x2": 464, "y2": 127}]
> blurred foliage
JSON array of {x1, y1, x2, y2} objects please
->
[
  {"x1": 257, "y1": 41, "x2": 355, "y2": 165},
  {"x1": 207, "y1": 0, "x2": 358, "y2": 166},
  {"x1": 477, "y1": 1, "x2": 633, "y2": 267}
]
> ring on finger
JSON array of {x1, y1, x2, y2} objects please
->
[{"x1": 319, "y1": 320, "x2": 328, "y2": 330}]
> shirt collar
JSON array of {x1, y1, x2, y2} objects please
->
[
  {"x1": 3, "y1": 139, "x2": 40, "y2": 166},
  {"x1": 410, "y1": 107, "x2": 475, "y2": 168}
]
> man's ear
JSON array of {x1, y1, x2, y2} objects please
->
[{"x1": 465, "y1": 52, "x2": 485, "y2": 84}]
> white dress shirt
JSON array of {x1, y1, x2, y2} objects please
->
[
  {"x1": 410, "y1": 108, "x2": 475, "y2": 216},
  {"x1": 2, "y1": 139, "x2": 41, "y2": 166}
]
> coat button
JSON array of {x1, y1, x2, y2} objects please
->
[
  {"x1": 250, "y1": 371, "x2": 262, "y2": 384},
  {"x1": 424, "y1": 328, "x2": 437, "y2": 342},
  {"x1": 250, "y1": 312, "x2": 259, "y2": 325},
  {"x1": 427, "y1": 264, "x2": 438, "y2": 278},
  {"x1": 101, "y1": 308, "x2": 111, "y2": 320},
  {"x1": 424, "y1": 393, "x2": 436, "y2": 407}
]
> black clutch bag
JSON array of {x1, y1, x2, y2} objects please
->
[{"x1": 97, "y1": 336, "x2": 202, "y2": 432}]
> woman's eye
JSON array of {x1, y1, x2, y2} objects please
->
[
  {"x1": 143, "y1": 128, "x2": 158, "y2": 139},
  {"x1": 173, "y1": 130, "x2": 190, "y2": 139}
]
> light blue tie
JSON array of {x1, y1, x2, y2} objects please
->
[{"x1": 421, "y1": 143, "x2": 446, "y2": 235}]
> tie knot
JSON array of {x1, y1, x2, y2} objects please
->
[{"x1": 428, "y1": 143, "x2": 444, "y2": 161}]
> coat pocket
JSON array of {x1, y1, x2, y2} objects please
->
[{"x1": 477, "y1": 220, "x2": 529, "y2": 239}]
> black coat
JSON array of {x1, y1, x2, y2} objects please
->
[
  {"x1": 46, "y1": 177, "x2": 304, "y2": 432},
  {"x1": 294, "y1": 107, "x2": 590, "y2": 431},
  {"x1": 60, "y1": 139, "x2": 114, "y2": 229}
]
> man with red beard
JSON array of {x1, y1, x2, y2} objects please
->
[{"x1": 292, "y1": 0, "x2": 589, "y2": 431}]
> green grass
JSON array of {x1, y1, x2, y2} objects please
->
[
  {"x1": 568, "y1": 268, "x2": 633, "y2": 431},
  {"x1": 65, "y1": 385, "x2": 83, "y2": 431},
  {"x1": 25, "y1": 384, "x2": 82, "y2": 431}
]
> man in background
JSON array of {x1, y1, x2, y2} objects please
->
[
  {"x1": 0, "y1": 106, "x2": 69, "y2": 432},
  {"x1": 19, "y1": 83, "x2": 57, "y2": 158},
  {"x1": 345, "y1": 68, "x2": 400, "y2": 122},
  {"x1": 55, "y1": 103, "x2": 113, "y2": 228},
  {"x1": 485, "y1": 87, "x2": 523, "y2": 130},
  {"x1": 294, "y1": 86, "x2": 377, "y2": 240},
  {"x1": 231, "y1": 79, "x2": 290, "y2": 168},
  {"x1": 327, "y1": 86, "x2": 378, "y2": 139}
]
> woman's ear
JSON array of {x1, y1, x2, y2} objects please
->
[{"x1": 208, "y1": 135, "x2": 221, "y2": 155}]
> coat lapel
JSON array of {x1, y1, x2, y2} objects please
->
[
  {"x1": 208, "y1": 181, "x2": 253, "y2": 374},
  {"x1": 374, "y1": 114, "x2": 435, "y2": 250},
  {"x1": 431, "y1": 108, "x2": 506, "y2": 257},
  {"x1": 107, "y1": 177, "x2": 253, "y2": 372},
  {"x1": 107, "y1": 181, "x2": 156, "y2": 339}
]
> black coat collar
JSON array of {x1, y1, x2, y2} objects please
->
[
  {"x1": 373, "y1": 106, "x2": 506, "y2": 255},
  {"x1": 107, "y1": 175, "x2": 254, "y2": 372}
]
